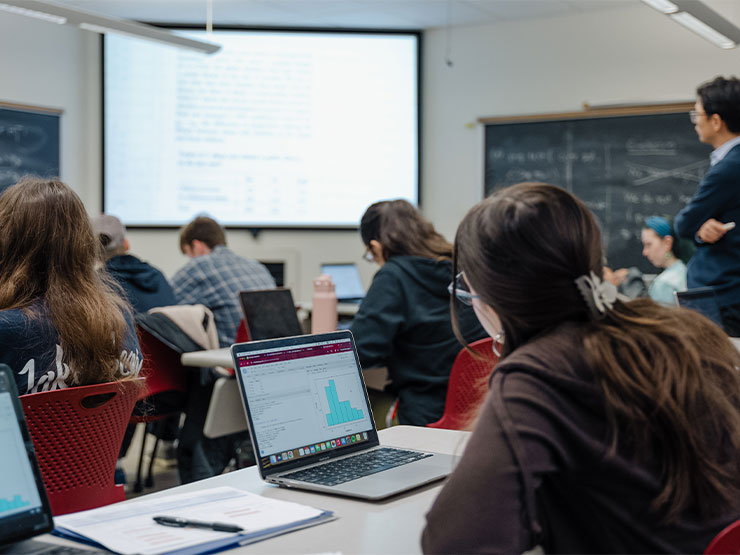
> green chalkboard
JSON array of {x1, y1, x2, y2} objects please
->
[
  {"x1": 0, "y1": 103, "x2": 61, "y2": 195},
  {"x1": 482, "y1": 104, "x2": 712, "y2": 272}
]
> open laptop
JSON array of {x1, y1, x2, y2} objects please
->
[
  {"x1": 239, "y1": 288, "x2": 303, "y2": 340},
  {"x1": 675, "y1": 287, "x2": 727, "y2": 332},
  {"x1": 320, "y1": 264, "x2": 365, "y2": 303},
  {"x1": 0, "y1": 365, "x2": 93, "y2": 554},
  {"x1": 231, "y1": 331, "x2": 457, "y2": 500}
]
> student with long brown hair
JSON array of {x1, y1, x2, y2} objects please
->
[
  {"x1": 351, "y1": 199, "x2": 485, "y2": 426},
  {"x1": 0, "y1": 177, "x2": 143, "y2": 394},
  {"x1": 422, "y1": 183, "x2": 740, "y2": 553}
]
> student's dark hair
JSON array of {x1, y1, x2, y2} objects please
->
[
  {"x1": 179, "y1": 216, "x2": 226, "y2": 252},
  {"x1": 454, "y1": 182, "x2": 740, "y2": 523},
  {"x1": 0, "y1": 177, "x2": 135, "y2": 386},
  {"x1": 697, "y1": 76, "x2": 740, "y2": 133},
  {"x1": 360, "y1": 199, "x2": 452, "y2": 261}
]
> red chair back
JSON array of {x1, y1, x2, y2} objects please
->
[
  {"x1": 137, "y1": 327, "x2": 189, "y2": 401},
  {"x1": 427, "y1": 337, "x2": 498, "y2": 430},
  {"x1": 21, "y1": 379, "x2": 143, "y2": 515},
  {"x1": 706, "y1": 519, "x2": 740, "y2": 554},
  {"x1": 235, "y1": 318, "x2": 250, "y2": 343}
]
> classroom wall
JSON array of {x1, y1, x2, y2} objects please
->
[
  {"x1": 422, "y1": 3, "x2": 740, "y2": 241},
  {"x1": 2, "y1": 3, "x2": 740, "y2": 300}
]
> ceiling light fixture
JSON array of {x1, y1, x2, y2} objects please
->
[
  {"x1": 670, "y1": 11, "x2": 736, "y2": 49},
  {"x1": 0, "y1": 2, "x2": 66, "y2": 24},
  {"x1": 641, "y1": 0, "x2": 739, "y2": 49},
  {"x1": 640, "y1": 0, "x2": 679, "y2": 14},
  {"x1": 0, "y1": 0, "x2": 220, "y2": 54}
]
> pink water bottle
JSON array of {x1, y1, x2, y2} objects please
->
[{"x1": 311, "y1": 274, "x2": 338, "y2": 334}]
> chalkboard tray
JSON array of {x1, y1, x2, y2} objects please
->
[
  {"x1": 481, "y1": 103, "x2": 711, "y2": 272},
  {"x1": 0, "y1": 102, "x2": 61, "y2": 196}
]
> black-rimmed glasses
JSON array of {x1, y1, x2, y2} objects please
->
[
  {"x1": 447, "y1": 272, "x2": 480, "y2": 306},
  {"x1": 689, "y1": 110, "x2": 708, "y2": 124}
]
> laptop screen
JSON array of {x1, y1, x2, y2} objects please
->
[
  {"x1": 239, "y1": 288, "x2": 304, "y2": 340},
  {"x1": 0, "y1": 366, "x2": 53, "y2": 545},
  {"x1": 233, "y1": 332, "x2": 375, "y2": 472},
  {"x1": 320, "y1": 264, "x2": 365, "y2": 301}
]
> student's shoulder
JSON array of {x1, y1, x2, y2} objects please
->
[{"x1": 0, "y1": 308, "x2": 24, "y2": 340}]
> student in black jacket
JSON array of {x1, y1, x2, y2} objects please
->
[
  {"x1": 92, "y1": 214, "x2": 176, "y2": 313},
  {"x1": 350, "y1": 200, "x2": 486, "y2": 426}
]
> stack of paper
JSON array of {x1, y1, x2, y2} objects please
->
[{"x1": 53, "y1": 486, "x2": 334, "y2": 554}]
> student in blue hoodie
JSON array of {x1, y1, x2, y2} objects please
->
[
  {"x1": 351, "y1": 200, "x2": 486, "y2": 426},
  {"x1": 92, "y1": 214, "x2": 176, "y2": 313}
]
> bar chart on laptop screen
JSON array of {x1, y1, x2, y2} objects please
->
[
  {"x1": 0, "y1": 393, "x2": 42, "y2": 517},
  {"x1": 316, "y1": 375, "x2": 365, "y2": 427}
]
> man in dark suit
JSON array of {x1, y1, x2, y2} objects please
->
[{"x1": 675, "y1": 76, "x2": 740, "y2": 335}]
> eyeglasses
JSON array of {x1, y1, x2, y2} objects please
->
[
  {"x1": 689, "y1": 110, "x2": 708, "y2": 124},
  {"x1": 447, "y1": 272, "x2": 480, "y2": 306}
]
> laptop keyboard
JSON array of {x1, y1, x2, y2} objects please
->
[{"x1": 280, "y1": 447, "x2": 432, "y2": 486}]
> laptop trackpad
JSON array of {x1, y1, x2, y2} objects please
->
[{"x1": 336, "y1": 457, "x2": 453, "y2": 500}]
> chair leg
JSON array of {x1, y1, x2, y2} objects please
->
[
  {"x1": 145, "y1": 420, "x2": 164, "y2": 488},
  {"x1": 133, "y1": 422, "x2": 147, "y2": 493}
]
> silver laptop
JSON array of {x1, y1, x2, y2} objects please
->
[
  {"x1": 320, "y1": 264, "x2": 365, "y2": 303},
  {"x1": 230, "y1": 331, "x2": 457, "y2": 500}
]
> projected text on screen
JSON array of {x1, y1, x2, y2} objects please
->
[{"x1": 104, "y1": 30, "x2": 419, "y2": 227}]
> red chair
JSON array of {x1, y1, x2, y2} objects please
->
[
  {"x1": 706, "y1": 520, "x2": 740, "y2": 554},
  {"x1": 132, "y1": 327, "x2": 189, "y2": 492},
  {"x1": 21, "y1": 379, "x2": 143, "y2": 516},
  {"x1": 427, "y1": 337, "x2": 498, "y2": 430},
  {"x1": 235, "y1": 318, "x2": 250, "y2": 343}
]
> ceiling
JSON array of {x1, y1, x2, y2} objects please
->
[{"x1": 53, "y1": 0, "x2": 636, "y2": 30}]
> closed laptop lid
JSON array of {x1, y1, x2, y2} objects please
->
[
  {"x1": 0, "y1": 365, "x2": 54, "y2": 546},
  {"x1": 231, "y1": 331, "x2": 378, "y2": 478},
  {"x1": 320, "y1": 264, "x2": 365, "y2": 302},
  {"x1": 239, "y1": 288, "x2": 303, "y2": 340}
]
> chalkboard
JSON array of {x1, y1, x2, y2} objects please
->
[
  {"x1": 0, "y1": 103, "x2": 61, "y2": 196},
  {"x1": 482, "y1": 104, "x2": 712, "y2": 272}
]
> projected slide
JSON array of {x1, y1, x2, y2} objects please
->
[
  {"x1": 0, "y1": 392, "x2": 42, "y2": 517},
  {"x1": 104, "y1": 30, "x2": 419, "y2": 227}
]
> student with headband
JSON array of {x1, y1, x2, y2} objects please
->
[
  {"x1": 422, "y1": 183, "x2": 740, "y2": 553},
  {"x1": 641, "y1": 216, "x2": 688, "y2": 305}
]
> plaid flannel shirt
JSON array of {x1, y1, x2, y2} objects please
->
[{"x1": 171, "y1": 246, "x2": 276, "y2": 346}]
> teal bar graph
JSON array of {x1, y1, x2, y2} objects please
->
[
  {"x1": 0, "y1": 494, "x2": 30, "y2": 514},
  {"x1": 325, "y1": 380, "x2": 363, "y2": 426}
]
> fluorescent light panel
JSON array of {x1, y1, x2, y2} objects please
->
[
  {"x1": 670, "y1": 11, "x2": 736, "y2": 48},
  {"x1": 642, "y1": 0, "x2": 740, "y2": 49},
  {"x1": 0, "y1": 0, "x2": 220, "y2": 54},
  {"x1": 640, "y1": 0, "x2": 679, "y2": 14},
  {"x1": 0, "y1": 3, "x2": 66, "y2": 23}
]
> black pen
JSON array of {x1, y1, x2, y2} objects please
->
[{"x1": 153, "y1": 515, "x2": 244, "y2": 533}]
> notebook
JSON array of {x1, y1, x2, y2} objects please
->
[
  {"x1": 320, "y1": 264, "x2": 365, "y2": 303},
  {"x1": 230, "y1": 331, "x2": 457, "y2": 500},
  {"x1": 0, "y1": 364, "x2": 92, "y2": 554},
  {"x1": 675, "y1": 287, "x2": 726, "y2": 332},
  {"x1": 239, "y1": 288, "x2": 303, "y2": 340}
]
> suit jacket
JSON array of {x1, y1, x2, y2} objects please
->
[{"x1": 675, "y1": 143, "x2": 740, "y2": 305}]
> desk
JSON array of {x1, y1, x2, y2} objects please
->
[{"x1": 43, "y1": 426, "x2": 469, "y2": 554}]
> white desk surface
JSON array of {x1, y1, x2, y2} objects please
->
[{"x1": 44, "y1": 426, "x2": 469, "y2": 554}]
